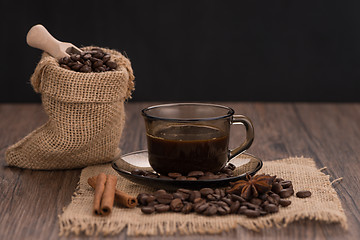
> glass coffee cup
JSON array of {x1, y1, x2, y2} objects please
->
[{"x1": 142, "y1": 103, "x2": 254, "y2": 175}]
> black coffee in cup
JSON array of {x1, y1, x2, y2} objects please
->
[
  {"x1": 142, "y1": 103, "x2": 254, "y2": 176},
  {"x1": 147, "y1": 125, "x2": 229, "y2": 175}
]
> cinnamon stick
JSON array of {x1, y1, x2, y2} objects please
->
[
  {"x1": 88, "y1": 175, "x2": 138, "y2": 209},
  {"x1": 91, "y1": 172, "x2": 106, "y2": 215},
  {"x1": 100, "y1": 175, "x2": 117, "y2": 216}
]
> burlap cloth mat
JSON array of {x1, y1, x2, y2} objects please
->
[{"x1": 59, "y1": 156, "x2": 347, "y2": 236}]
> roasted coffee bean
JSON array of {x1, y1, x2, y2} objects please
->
[
  {"x1": 250, "y1": 198, "x2": 262, "y2": 206},
  {"x1": 137, "y1": 194, "x2": 149, "y2": 206},
  {"x1": 154, "y1": 189, "x2": 167, "y2": 196},
  {"x1": 230, "y1": 200, "x2": 241, "y2": 213},
  {"x1": 147, "y1": 200, "x2": 159, "y2": 207},
  {"x1": 244, "y1": 209, "x2": 261, "y2": 218},
  {"x1": 280, "y1": 180, "x2": 293, "y2": 189},
  {"x1": 141, "y1": 206, "x2": 155, "y2": 214},
  {"x1": 187, "y1": 171, "x2": 204, "y2": 178},
  {"x1": 275, "y1": 177, "x2": 284, "y2": 183},
  {"x1": 195, "y1": 202, "x2": 209, "y2": 213},
  {"x1": 102, "y1": 54, "x2": 111, "y2": 62},
  {"x1": 154, "y1": 204, "x2": 170, "y2": 213},
  {"x1": 106, "y1": 61, "x2": 117, "y2": 69},
  {"x1": 146, "y1": 195, "x2": 156, "y2": 204},
  {"x1": 222, "y1": 197, "x2": 233, "y2": 206},
  {"x1": 279, "y1": 199, "x2": 292, "y2": 207},
  {"x1": 186, "y1": 177, "x2": 197, "y2": 181},
  {"x1": 279, "y1": 188, "x2": 294, "y2": 198},
  {"x1": 58, "y1": 48, "x2": 117, "y2": 73},
  {"x1": 207, "y1": 193, "x2": 220, "y2": 201},
  {"x1": 203, "y1": 204, "x2": 217, "y2": 216},
  {"x1": 237, "y1": 205, "x2": 248, "y2": 214},
  {"x1": 173, "y1": 192, "x2": 186, "y2": 200},
  {"x1": 200, "y1": 188, "x2": 214, "y2": 196},
  {"x1": 79, "y1": 65, "x2": 91, "y2": 73},
  {"x1": 189, "y1": 191, "x2": 201, "y2": 202},
  {"x1": 193, "y1": 198, "x2": 206, "y2": 205},
  {"x1": 71, "y1": 54, "x2": 81, "y2": 61},
  {"x1": 170, "y1": 198, "x2": 184, "y2": 212},
  {"x1": 168, "y1": 172, "x2": 182, "y2": 178},
  {"x1": 60, "y1": 64, "x2": 71, "y2": 70},
  {"x1": 181, "y1": 202, "x2": 193, "y2": 214},
  {"x1": 217, "y1": 206, "x2": 228, "y2": 215},
  {"x1": 296, "y1": 190, "x2": 312, "y2": 198},
  {"x1": 157, "y1": 193, "x2": 173, "y2": 204},
  {"x1": 230, "y1": 194, "x2": 246, "y2": 203},
  {"x1": 260, "y1": 210, "x2": 268, "y2": 216},
  {"x1": 264, "y1": 203, "x2": 279, "y2": 213},
  {"x1": 243, "y1": 202, "x2": 260, "y2": 210},
  {"x1": 272, "y1": 182, "x2": 283, "y2": 194},
  {"x1": 176, "y1": 176, "x2": 187, "y2": 180}
]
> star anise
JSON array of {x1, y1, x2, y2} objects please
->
[{"x1": 228, "y1": 173, "x2": 275, "y2": 200}]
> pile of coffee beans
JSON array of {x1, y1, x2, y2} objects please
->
[
  {"x1": 58, "y1": 48, "x2": 117, "y2": 73},
  {"x1": 137, "y1": 177, "x2": 311, "y2": 218},
  {"x1": 131, "y1": 163, "x2": 236, "y2": 181}
]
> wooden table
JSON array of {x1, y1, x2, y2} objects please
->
[{"x1": 0, "y1": 102, "x2": 359, "y2": 240}]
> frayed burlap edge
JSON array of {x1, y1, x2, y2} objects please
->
[{"x1": 58, "y1": 156, "x2": 348, "y2": 237}]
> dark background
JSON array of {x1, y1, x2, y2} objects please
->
[{"x1": 1, "y1": 0, "x2": 359, "y2": 102}]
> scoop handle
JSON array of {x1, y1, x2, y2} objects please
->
[{"x1": 26, "y1": 24, "x2": 72, "y2": 59}]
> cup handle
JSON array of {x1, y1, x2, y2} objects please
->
[{"x1": 228, "y1": 115, "x2": 254, "y2": 160}]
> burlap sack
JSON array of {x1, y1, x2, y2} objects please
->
[{"x1": 5, "y1": 47, "x2": 135, "y2": 169}]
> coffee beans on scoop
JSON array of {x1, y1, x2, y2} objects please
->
[
  {"x1": 136, "y1": 176, "x2": 312, "y2": 218},
  {"x1": 131, "y1": 163, "x2": 237, "y2": 181},
  {"x1": 58, "y1": 48, "x2": 117, "y2": 73}
]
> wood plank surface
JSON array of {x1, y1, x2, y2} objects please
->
[{"x1": 0, "y1": 102, "x2": 359, "y2": 240}]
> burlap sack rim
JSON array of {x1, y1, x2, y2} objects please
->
[
  {"x1": 30, "y1": 46, "x2": 135, "y2": 103},
  {"x1": 58, "y1": 156, "x2": 348, "y2": 237}
]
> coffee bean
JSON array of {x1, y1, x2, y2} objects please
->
[
  {"x1": 272, "y1": 182, "x2": 283, "y2": 194},
  {"x1": 279, "y1": 199, "x2": 292, "y2": 207},
  {"x1": 244, "y1": 209, "x2": 261, "y2": 218},
  {"x1": 222, "y1": 198, "x2": 233, "y2": 206},
  {"x1": 170, "y1": 198, "x2": 184, "y2": 212},
  {"x1": 154, "y1": 204, "x2": 170, "y2": 213},
  {"x1": 168, "y1": 172, "x2": 182, "y2": 178},
  {"x1": 58, "y1": 49, "x2": 118, "y2": 73},
  {"x1": 185, "y1": 177, "x2": 197, "y2": 181},
  {"x1": 237, "y1": 206, "x2": 248, "y2": 214},
  {"x1": 176, "y1": 176, "x2": 187, "y2": 180},
  {"x1": 203, "y1": 204, "x2": 217, "y2": 216},
  {"x1": 230, "y1": 194, "x2": 246, "y2": 203},
  {"x1": 280, "y1": 180, "x2": 293, "y2": 189},
  {"x1": 230, "y1": 200, "x2": 241, "y2": 213},
  {"x1": 250, "y1": 198, "x2": 262, "y2": 206},
  {"x1": 156, "y1": 193, "x2": 173, "y2": 204},
  {"x1": 195, "y1": 202, "x2": 209, "y2": 213},
  {"x1": 146, "y1": 195, "x2": 156, "y2": 204},
  {"x1": 296, "y1": 190, "x2": 312, "y2": 198},
  {"x1": 60, "y1": 64, "x2": 71, "y2": 70},
  {"x1": 102, "y1": 54, "x2": 111, "y2": 62},
  {"x1": 189, "y1": 191, "x2": 201, "y2": 202},
  {"x1": 173, "y1": 192, "x2": 185, "y2": 200},
  {"x1": 200, "y1": 188, "x2": 214, "y2": 196},
  {"x1": 264, "y1": 203, "x2": 279, "y2": 213},
  {"x1": 279, "y1": 188, "x2": 294, "y2": 198},
  {"x1": 181, "y1": 202, "x2": 193, "y2": 214},
  {"x1": 106, "y1": 61, "x2": 117, "y2": 69},
  {"x1": 141, "y1": 206, "x2": 155, "y2": 214},
  {"x1": 187, "y1": 171, "x2": 204, "y2": 178}
]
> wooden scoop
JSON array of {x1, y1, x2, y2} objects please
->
[{"x1": 26, "y1": 24, "x2": 82, "y2": 59}]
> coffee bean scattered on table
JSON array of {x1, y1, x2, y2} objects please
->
[
  {"x1": 58, "y1": 48, "x2": 118, "y2": 73},
  {"x1": 296, "y1": 190, "x2": 312, "y2": 198},
  {"x1": 131, "y1": 163, "x2": 237, "y2": 181},
  {"x1": 136, "y1": 176, "x2": 299, "y2": 217}
]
